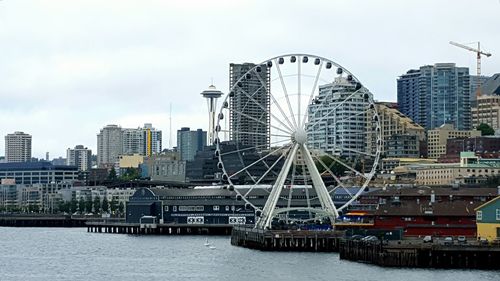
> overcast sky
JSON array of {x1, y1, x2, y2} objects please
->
[{"x1": 0, "y1": 0, "x2": 499, "y2": 159}]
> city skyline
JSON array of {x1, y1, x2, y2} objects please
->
[{"x1": 0, "y1": 0, "x2": 499, "y2": 158}]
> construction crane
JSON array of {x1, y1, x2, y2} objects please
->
[
  {"x1": 449, "y1": 41, "x2": 492, "y2": 97},
  {"x1": 450, "y1": 41, "x2": 493, "y2": 128}
]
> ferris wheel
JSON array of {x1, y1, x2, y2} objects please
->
[{"x1": 214, "y1": 54, "x2": 381, "y2": 229}]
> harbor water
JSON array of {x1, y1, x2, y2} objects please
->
[{"x1": 0, "y1": 227, "x2": 498, "y2": 281}]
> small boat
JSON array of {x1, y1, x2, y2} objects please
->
[
  {"x1": 204, "y1": 238, "x2": 211, "y2": 247},
  {"x1": 208, "y1": 245, "x2": 216, "y2": 250}
]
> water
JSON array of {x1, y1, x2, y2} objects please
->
[{"x1": 0, "y1": 228, "x2": 498, "y2": 281}]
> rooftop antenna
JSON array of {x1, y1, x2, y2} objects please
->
[{"x1": 169, "y1": 103, "x2": 172, "y2": 149}]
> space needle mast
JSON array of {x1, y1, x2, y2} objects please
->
[{"x1": 201, "y1": 84, "x2": 223, "y2": 144}]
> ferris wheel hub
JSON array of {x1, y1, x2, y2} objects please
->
[{"x1": 292, "y1": 128, "x2": 307, "y2": 145}]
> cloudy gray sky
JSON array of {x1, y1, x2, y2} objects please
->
[{"x1": 0, "y1": 0, "x2": 499, "y2": 159}]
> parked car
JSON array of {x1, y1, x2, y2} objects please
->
[
  {"x1": 457, "y1": 236, "x2": 467, "y2": 244},
  {"x1": 443, "y1": 236, "x2": 453, "y2": 245},
  {"x1": 423, "y1": 235, "x2": 433, "y2": 243},
  {"x1": 362, "y1": 235, "x2": 379, "y2": 242},
  {"x1": 350, "y1": 235, "x2": 364, "y2": 241}
]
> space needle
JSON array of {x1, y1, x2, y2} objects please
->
[{"x1": 201, "y1": 84, "x2": 223, "y2": 145}]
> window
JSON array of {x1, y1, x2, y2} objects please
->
[
  {"x1": 164, "y1": 205, "x2": 169, "y2": 211},
  {"x1": 213, "y1": 205, "x2": 219, "y2": 211},
  {"x1": 173, "y1": 206, "x2": 177, "y2": 212},
  {"x1": 496, "y1": 209, "x2": 500, "y2": 221},
  {"x1": 225, "y1": 206, "x2": 230, "y2": 211},
  {"x1": 477, "y1": 210, "x2": 482, "y2": 221}
]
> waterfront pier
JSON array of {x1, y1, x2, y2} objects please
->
[
  {"x1": 339, "y1": 240, "x2": 500, "y2": 269},
  {"x1": 86, "y1": 221, "x2": 232, "y2": 235},
  {"x1": 230, "y1": 225, "x2": 343, "y2": 252},
  {"x1": 0, "y1": 214, "x2": 99, "y2": 227}
]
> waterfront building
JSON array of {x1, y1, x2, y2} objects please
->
[
  {"x1": 475, "y1": 196, "x2": 500, "y2": 242},
  {"x1": 0, "y1": 181, "x2": 74, "y2": 212},
  {"x1": 229, "y1": 63, "x2": 270, "y2": 150},
  {"x1": 397, "y1": 63, "x2": 471, "y2": 130},
  {"x1": 0, "y1": 162, "x2": 78, "y2": 185},
  {"x1": 472, "y1": 95, "x2": 500, "y2": 130},
  {"x1": 427, "y1": 124, "x2": 481, "y2": 159},
  {"x1": 97, "y1": 125, "x2": 122, "y2": 167},
  {"x1": 368, "y1": 103, "x2": 425, "y2": 157},
  {"x1": 125, "y1": 186, "x2": 371, "y2": 225},
  {"x1": 307, "y1": 77, "x2": 371, "y2": 159},
  {"x1": 357, "y1": 187, "x2": 499, "y2": 237},
  {"x1": 5, "y1": 132, "x2": 32, "y2": 163},
  {"x1": 177, "y1": 127, "x2": 206, "y2": 161},
  {"x1": 66, "y1": 145, "x2": 92, "y2": 172}
]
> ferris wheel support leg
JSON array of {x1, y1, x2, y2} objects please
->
[
  {"x1": 300, "y1": 145, "x2": 339, "y2": 223},
  {"x1": 256, "y1": 144, "x2": 299, "y2": 229}
]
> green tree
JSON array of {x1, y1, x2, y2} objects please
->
[
  {"x1": 101, "y1": 197, "x2": 109, "y2": 213},
  {"x1": 110, "y1": 197, "x2": 118, "y2": 213},
  {"x1": 78, "y1": 198, "x2": 85, "y2": 213},
  {"x1": 120, "y1": 168, "x2": 140, "y2": 181},
  {"x1": 85, "y1": 197, "x2": 93, "y2": 213},
  {"x1": 107, "y1": 168, "x2": 117, "y2": 180},
  {"x1": 118, "y1": 201, "x2": 124, "y2": 214},
  {"x1": 70, "y1": 198, "x2": 78, "y2": 213},
  {"x1": 93, "y1": 195, "x2": 101, "y2": 214},
  {"x1": 315, "y1": 155, "x2": 347, "y2": 176},
  {"x1": 477, "y1": 123, "x2": 495, "y2": 136}
]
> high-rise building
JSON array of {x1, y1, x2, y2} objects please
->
[
  {"x1": 97, "y1": 124, "x2": 162, "y2": 167},
  {"x1": 307, "y1": 77, "x2": 371, "y2": 159},
  {"x1": 97, "y1": 125, "x2": 122, "y2": 167},
  {"x1": 143, "y1": 123, "x2": 162, "y2": 157},
  {"x1": 367, "y1": 102, "x2": 425, "y2": 157},
  {"x1": 397, "y1": 63, "x2": 471, "y2": 130},
  {"x1": 122, "y1": 128, "x2": 144, "y2": 156},
  {"x1": 472, "y1": 95, "x2": 500, "y2": 131},
  {"x1": 427, "y1": 124, "x2": 481, "y2": 159},
  {"x1": 67, "y1": 145, "x2": 92, "y2": 171},
  {"x1": 229, "y1": 63, "x2": 270, "y2": 150},
  {"x1": 122, "y1": 124, "x2": 162, "y2": 156},
  {"x1": 177, "y1": 127, "x2": 206, "y2": 161},
  {"x1": 5, "y1": 132, "x2": 32, "y2": 163}
]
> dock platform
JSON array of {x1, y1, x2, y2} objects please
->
[
  {"x1": 230, "y1": 225, "x2": 344, "y2": 252},
  {"x1": 339, "y1": 240, "x2": 500, "y2": 269}
]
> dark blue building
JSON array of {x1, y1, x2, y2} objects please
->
[{"x1": 0, "y1": 162, "x2": 78, "y2": 184}]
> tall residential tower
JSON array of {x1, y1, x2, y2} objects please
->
[
  {"x1": 397, "y1": 63, "x2": 471, "y2": 130},
  {"x1": 5, "y1": 132, "x2": 32, "y2": 163},
  {"x1": 229, "y1": 63, "x2": 270, "y2": 150}
]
